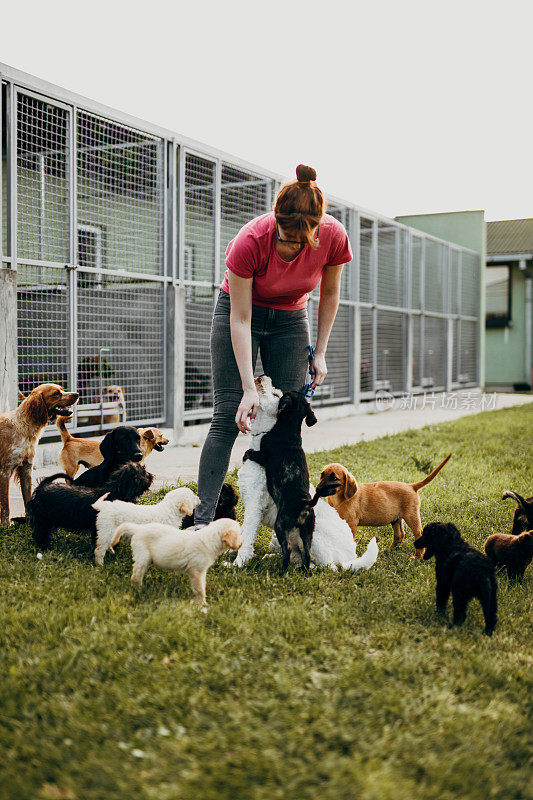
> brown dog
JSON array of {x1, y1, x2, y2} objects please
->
[
  {"x1": 484, "y1": 530, "x2": 533, "y2": 581},
  {"x1": 57, "y1": 420, "x2": 169, "y2": 478},
  {"x1": 0, "y1": 384, "x2": 78, "y2": 525},
  {"x1": 315, "y1": 454, "x2": 451, "y2": 558}
]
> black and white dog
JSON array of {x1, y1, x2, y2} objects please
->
[
  {"x1": 243, "y1": 391, "x2": 318, "y2": 573},
  {"x1": 414, "y1": 522, "x2": 498, "y2": 636}
]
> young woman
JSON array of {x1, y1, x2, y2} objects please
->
[{"x1": 193, "y1": 164, "x2": 352, "y2": 526}]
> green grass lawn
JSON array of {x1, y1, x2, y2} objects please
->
[{"x1": 1, "y1": 405, "x2": 532, "y2": 800}]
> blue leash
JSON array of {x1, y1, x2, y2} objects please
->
[{"x1": 301, "y1": 345, "x2": 316, "y2": 398}]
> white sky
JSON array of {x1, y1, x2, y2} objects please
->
[{"x1": 2, "y1": 0, "x2": 532, "y2": 221}]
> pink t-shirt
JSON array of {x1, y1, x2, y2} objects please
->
[{"x1": 220, "y1": 212, "x2": 352, "y2": 310}]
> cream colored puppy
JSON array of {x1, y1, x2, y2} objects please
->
[{"x1": 111, "y1": 518, "x2": 243, "y2": 608}]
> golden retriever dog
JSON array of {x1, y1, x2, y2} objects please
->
[
  {"x1": 0, "y1": 384, "x2": 78, "y2": 525},
  {"x1": 111, "y1": 518, "x2": 243, "y2": 608},
  {"x1": 57, "y1": 420, "x2": 169, "y2": 479},
  {"x1": 315, "y1": 454, "x2": 451, "y2": 558}
]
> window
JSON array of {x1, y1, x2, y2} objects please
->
[{"x1": 485, "y1": 265, "x2": 511, "y2": 328}]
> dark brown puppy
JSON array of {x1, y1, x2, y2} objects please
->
[
  {"x1": 502, "y1": 491, "x2": 533, "y2": 535},
  {"x1": 484, "y1": 531, "x2": 533, "y2": 582}
]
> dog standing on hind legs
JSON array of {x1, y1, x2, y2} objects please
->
[{"x1": 243, "y1": 390, "x2": 318, "y2": 573}]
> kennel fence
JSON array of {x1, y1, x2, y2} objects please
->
[{"x1": 1, "y1": 64, "x2": 481, "y2": 437}]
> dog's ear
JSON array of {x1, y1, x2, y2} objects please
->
[
  {"x1": 344, "y1": 470, "x2": 357, "y2": 499},
  {"x1": 305, "y1": 405, "x2": 317, "y2": 427},
  {"x1": 99, "y1": 428, "x2": 117, "y2": 462},
  {"x1": 26, "y1": 390, "x2": 49, "y2": 426},
  {"x1": 142, "y1": 428, "x2": 155, "y2": 441}
]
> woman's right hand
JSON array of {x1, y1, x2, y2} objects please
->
[{"x1": 235, "y1": 387, "x2": 259, "y2": 433}]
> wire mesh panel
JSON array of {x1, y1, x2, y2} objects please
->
[
  {"x1": 450, "y1": 249, "x2": 460, "y2": 315},
  {"x1": 76, "y1": 275, "x2": 165, "y2": 425},
  {"x1": 458, "y1": 319, "x2": 477, "y2": 384},
  {"x1": 376, "y1": 310, "x2": 405, "y2": 393},
  {"x1": 451, "y1": 318, "x2": 460, "y2": 385},
  {"x1": 424, "y1": 239, "x2": 447, "y2": 313},
  {"x1": 377, "y1": 222, "x2": 404, "y2": 308},
  {"x1": 16, "y1": 92, "x2": 70, "y2": 264},
  {"x1": 411, "y1": 315, "x2": 422, "y2": 389},
  {"x1": 220, "y1": 164, "x2": 273, "y2": 276},
  {"x1": 327, "y1": 204, "x2": 352, "y2": 300},
  {"x1": 2, "y1": 82, "x2": 8, "y2": 258},
  {"x1": 184, "y1": 153, "x2": 215, "y2": 283},
  {"x1": 411, "y1": 235, "x2": 423, "y2": 310},
  {"x1": 461, "y1": 251, "x2": 479, "y2": 317},
  {"x1": 77, "y1": 111, "x2": 164, "y2": 275},
  {"x1": 17, "y1": 264, "x2": 70, "y2": 395},
  {"x1": 422, "y1": 316, "x2": 447, "y2": 390},
  {"x1": 309, "y1": 299, "x2": 352, "y2": 405},
  {"x1": 184, "y1": 285, "x2": 214, "y2": 413},
  {"x1": 360, "y1": 306, "x2": 374, "y2": 396},
  {"x1": 359, "y1": 217, "x2": 374, "y2": 304}
]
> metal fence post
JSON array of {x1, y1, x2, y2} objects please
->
[
  {"x1": 351, "y1": 209, "x2": 360, "y2": 407},
  {"x1": 405, "y1": 230, "x2": 413, "y2": 393},
  {"x1": 170, "y1": 284, "x2": 185, "y2": 442},
  {"x1": 0, "y1": 268, "x2": 17, "y2": 412},
  {"x1": 371, "y1": 219, "x2": 378, "y2": 395},
  {"x1": 445, "y1": 245, "x2": 453, "y2": 392}
]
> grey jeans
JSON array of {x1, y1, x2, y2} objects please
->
[{"x1": 195, "y1": 290, "x2": 311, "y2": 524}]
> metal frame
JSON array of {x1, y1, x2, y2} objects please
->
[{"x1": 0, "y1": 61, "x2": 482, "y2": 432}]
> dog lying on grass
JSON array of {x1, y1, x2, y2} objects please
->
[
  {"x1": 111, "y1": 518, "x2": 243, "y2": 609},
  {"x1": 484, "y1": 530, "x2": 533, "y2": 582},
  {"x1": 235, "y1": 376, "x2": 379, "y2": 571},
  {"x1": 414, "y1": 522, "x2": 497, "y2": 636},
  {"x1": 502, "y1": 490, "x2": 533, "y2": 535},
  {"x1": 315, "y1": 455, "x2": 451, "y2": 558},
  {"x1": 243, "y1": 390, "x2": 318, "y2": 573},
  {"x1": 27, "y1": 463, "x2": 153, "y2": 551},
  {"x1": 92, "y1": 487, "x2": 200, "y2": 565}
]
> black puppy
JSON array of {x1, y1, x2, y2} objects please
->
[
  {"x1": 243, "y1": 391, "x2": 318, "y2": 573},
  {"x1": 73, "y1": 426, "x2": 143, "y2": 489},
  {"x1": 181, "y1": 482, "x2": 239, "y2": 529},
  {"x1": 414, "y1": 522, "x2": 497, "y2": 636},
  {"x1": 28, "y1": 462, "x2": 153, "y2": 550},
  {"x1": 502, "y1": 490, "x2": 533, "y2": 535}
]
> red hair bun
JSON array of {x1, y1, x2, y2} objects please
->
[{"x1": 296, "y1": 164, "x2": 317, "y2": 183}]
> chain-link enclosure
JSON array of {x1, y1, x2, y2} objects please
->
[{"x1": 1, "y1": 66, "x2": 481, "y2": 435}]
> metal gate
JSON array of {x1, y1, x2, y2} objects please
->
[{"x1": 11, "y1": 85, "x2": 167, "y2": 434}]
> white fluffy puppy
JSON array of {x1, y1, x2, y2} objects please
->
[
  {"x1": 235, "y1": 375, "x2": 378, "y2": 571},
  {"x1": 92, "y1": 487, "x2": 199, "y2": 565},
  {"x1": 111, "y1": 518, "x2": 243, "y2": 608}
]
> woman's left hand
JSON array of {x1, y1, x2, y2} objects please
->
[{"x1": 310, "y1": 352, "x2": 327, "y2": 389}]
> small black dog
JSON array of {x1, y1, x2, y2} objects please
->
[
  {"x1": 502, "y1": 490, "x2": 533, "y2": 535},
  {"x1": 28, "y1": 462, "x2": 153, "y2": 550},
  {"x1": 243, "y1": 391, "x2": 318, "y2": 573},
  {"x1": 73, "y1": 426, "x2": 143, "y2": 489},
  {"x1": 181, "y1": 482, "x2": 239, "y2": 529},
  {"x1": 414, "y1": 522, "x2": 497, "y2": 636}
]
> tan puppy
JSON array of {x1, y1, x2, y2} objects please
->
[
  {"x1": 57, "y1": 421, "x2": 169, "y2": 478},
  {"x1": 315, "y1": 454, "x2": 451, "y2": 558},
  {"x1": 111, "y1": 518, "x2": 243, "y2": 608},
  {"x1": 0, "y1": 383, "x2": 78, "y2": 524},
  {"x1": 83, "y1": 385, "x2": 126, "y2": 426}
]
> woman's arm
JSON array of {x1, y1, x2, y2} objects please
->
[
  {"x1": 312, "y1": 265, "x2": 345, "y2": 389},
  {"x1": 228, "y1": 271, "x2": 259, "y2": 433}
]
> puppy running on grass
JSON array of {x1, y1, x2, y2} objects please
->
[{"x1": 111, "y1": 518, "x2": 243, "y2": 609}]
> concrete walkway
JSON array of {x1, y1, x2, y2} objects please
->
[{"x1": 7, "y1": 390, "x2": 532, "y2": 519}]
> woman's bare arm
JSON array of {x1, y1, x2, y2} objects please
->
[{"x1": 228, "y1": 271, "x2": 259, "y2": 432}]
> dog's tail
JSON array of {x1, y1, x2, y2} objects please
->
[
  {"x1": 92, "y1": 492, "x2": 111, "y2": 512},
  {"x1": 56, "y1": 416, "x2": 73, "y2": 443},
  {"x1": 502, "y1": 490, "x2": 529, "y2": 511},
  {"x1": 342, "y1": 536, "x2": 379, "y2": 572},
  {"x1": 111, "y1": 522, "x2": 141, "y2": 548},
  {"x1": 411, "y1": 454, "x2": 452, "y2": 492},
  {"x1": 38, "y1": 472, "x2": 74, "y2": 488}
]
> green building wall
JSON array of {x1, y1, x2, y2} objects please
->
[{"x1": 485, "y1": 265, "x2": 532, "y2": 387}]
